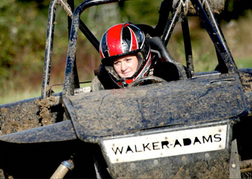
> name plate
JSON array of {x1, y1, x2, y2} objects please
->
[{"x1": 103, "y1": 125, "x2": 227, "y2": 163}]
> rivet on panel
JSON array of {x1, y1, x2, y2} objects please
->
[
  {"x1": 182, "y1": 156, "x2": 186, "y2": 161},
  {"x1": 154, "y1": 160, "x2": 158, "y2": 165},
  {"x1": 205, "y1": 153, "x2": 210, "y2": 158},
  {"x1": 130, "y1": 163, "x2": 136, "y2": 169}
]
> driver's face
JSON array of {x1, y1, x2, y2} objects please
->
[{"x1": 113, "y1": 55, "x2": 138, "y2": 78}]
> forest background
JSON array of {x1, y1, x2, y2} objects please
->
[{"x1": 0, "y1": 0, "x2": 252, "y2": 104}]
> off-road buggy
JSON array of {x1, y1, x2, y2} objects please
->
[{"x1": 1, "y1": 0, "x2": 252, "y2": 178}]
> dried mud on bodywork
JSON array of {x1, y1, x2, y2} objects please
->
[
  {"x1": 239, "y1": 71, "x2": 252, "y2": 93},
  {"x1": 0, "y1": 96, "x2": 60, "y2": 136},
  {"x1": 173, "y1": 154, "x2": 229, "y2": 179},
  {"x1": 35, "y1": 97, "x2": 59, "y2": 126}
]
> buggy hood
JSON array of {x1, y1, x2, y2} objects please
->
[{"x1": 64, "y1": 73, "x2": 247, "y2": 143}]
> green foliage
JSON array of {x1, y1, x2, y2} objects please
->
[
  {"x1": 119, "y1": 0, "x2": 163, "y2": 26},
  {"x1": 0, "y1": 0, "x2": 47, "y2": 96}
]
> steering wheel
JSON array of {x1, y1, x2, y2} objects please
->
[{"x1": 128, "y1": 76, "x2": 165, "y2": 87}]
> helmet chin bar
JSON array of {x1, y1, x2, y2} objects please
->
[{"x1": 116, "y1": 78, "x2": 134, "y2": 88}]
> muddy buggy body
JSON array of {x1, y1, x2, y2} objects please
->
[{"x1": 1, "y1": 0, "x2": 252, "y2": 178}]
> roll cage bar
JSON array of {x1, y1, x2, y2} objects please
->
[{"x1": 41, "y1": 0, "x2": 238, "y2": 98}]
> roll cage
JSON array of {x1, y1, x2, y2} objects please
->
[{"x1": 41, "y1": 0, "x2": 237, "y2": 98}]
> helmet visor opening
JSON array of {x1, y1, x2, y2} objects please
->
[{"x1": 101, "y1": 49, "x2": 140, "y2": 66}]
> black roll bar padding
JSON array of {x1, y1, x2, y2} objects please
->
[
  {"x1": 63, "y1": 0, "x2": 124, "y2": 96},
  {"x1": 190, "y1": 0, "x2": 238, "y2": 74}
]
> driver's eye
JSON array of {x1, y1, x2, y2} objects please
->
[{"x1": 126, "y1": 58, "x2": 132, "y2": 62}]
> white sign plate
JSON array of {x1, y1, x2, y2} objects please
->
[{"x1": 103, "y1": 125, "x2": 227, "y2": 163}]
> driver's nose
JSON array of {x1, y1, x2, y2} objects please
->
[{"x1": 121, "y1": 61, "x2": 127, "y2": 71}]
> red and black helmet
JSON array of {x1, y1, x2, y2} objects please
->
[{"x1": 99, "y1": 23, "x2": 152, "y2": 87}]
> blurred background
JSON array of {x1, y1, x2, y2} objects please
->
[{"x1": 0, "y1": 0, "x2": 252, "y2": 104}]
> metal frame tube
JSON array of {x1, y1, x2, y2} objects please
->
[
  {"x1": 162, "y1": 0, "x2": 183, "y2": 46},
  {"x1": 41, "y1": 0, "x2": 58, "y2": 99},
  {"x1": 181, "y1": 16, "x2": 194, "y2": 74},
  {"x1": 190, "y1": 0, "x2": 238, "y2": 74},
  {"x1": 41, "y1": 0, "x2": 100, "y2": 99}
]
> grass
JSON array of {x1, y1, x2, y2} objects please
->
[
  {"x1": 235, "y1": 56, "x2": 252, "y2": 69},
  {"x1": 0, "y1": 88, "x2": 41, "y2": 105},
  {"x1": 0, "y1": 82, "x2": 92, "y2": 105}
]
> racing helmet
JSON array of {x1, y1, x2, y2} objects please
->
[{"x1": 99, "y1": 23, "x2": 152, "y2": 87}]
